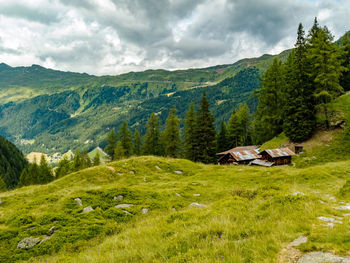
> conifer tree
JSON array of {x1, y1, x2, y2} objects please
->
[
  {"x1": 193, "y1": 92, "x2": 216, "y2": 163},
  {"x1": 93, "y1": 152, "x2": 101, "y2": 166},
  {"x1": 27, "y1": 159, "x2": 40, "y2": 185},
  {"x1": 184, "y1": 102, "x2": 197, "y2": 161},
  {"x1": 255, "y1": 58, "x2": 285, "y2": 142},
  {"x1": 284, "y1": 23, "x2": 316, "y2": 141},
  {"x1": 0, "y1": 177, "x2": 7, "y2": 192},
  {"x1": 38, "y1": 155, "x2": 54, "y2": 184},
  {"x1": 55, "y1": 156, "x2": 71, "y2": 178},
  {"x1": 339, "y1": 32, "x2": 350, "y2": 91},
  {"x1": 236, "y1": 104, "x2": 251, "y2": 145},
  {"x1": 114, "y1": 141, "x2": 125, "y2": 160},
  {"x1": 72, "y1": 149, "x2": 82, "y2": 171},
  {"x1": 81, "y1": 150, "x2": 91, "y2": 168},
  {"x1": 133, "y1": 129, "x2": 142, "y2": 156},
  {"x1": 142, "y1": 113, "x2": 162, "y2": 156},
  {"x1": 307, "y1": 23, "x2": 346, "y2": 128},
  {"x1": 217, "y1": 121, "x2": 229, "y2": 152},
  {"x1": 119, "y1": 121, "x2": 133, "y2": 157},
  {"x1": 18, "y1": 169, "x2": 30, "y2": 187},
  {"x1": 162, "y1": 108, "x2": 181, "y2": 158},
  {"x1": 104, "y1": 130, "x2": 117, "y2": 159},
  {"x1": 227, "y1": 109, "x2": 240, "y2": 148}
]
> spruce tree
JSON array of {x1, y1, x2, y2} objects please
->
[
  {"x1": 284, "y1": 23, "x2": 316, "y2": 141},
  {"x1": 227, "y1": 110, "x2": 240, "y2": 148},
  {"x1": 184, "y1": 102, "x2": 197, "y2": 161},
  {"x1": 38, "y1": 155, "x2": 54, "y2": 184},
  {"x1": 193, "y1": 92, "x2": 216, "y2": 163},
  {"x1": 142, "y1": 113, "x2": 162, "y2": 156},
  {"x1": 93, "y1": 152, "x2": 101, "y2": 166},
  {"x1": 55, "y1": 157, "x2": 71, "y2": 178},
  {"x1": 114, "y1": 141, "x2": 126, "y2": 160},
  {"x1": 104, "y1": 130, "x2": 118, "y2": 159},
  {"x1": 133, "y1": 129, "x2": 142, "y2": 156},
  {"x1": 72, "y1": 149, "x2": 82, "y2": 171},
  {"x1": 339, "y1": 32, "x2": 350, "y2": 91},
  {"x1": 27, "y1": 160, "x2": 40, "y2": 185},
  {"x1": 236, "y1": 104, "x2": 251, "y2": 145},
  {"x1": 18, "y1": 169, "x2": 30, "y2": 187},
  {"x1": 0, "y1": 177, "x2": 7, "y2": 192},
  {"x1": 119, "y1": 121, "x2": 133, "y2": 157},
  {"x1": 216, "y1": 121, "x2": 229, "y2": 152},
  {"x1": 162, "y1": 108, "x2": 181, "y2": 158},
  {"x1": 307, "y1": 24, "x2": 346, "y2": 128},
  {"x1": 255, "y1": 58, "x2": 285, "y2": 141}
]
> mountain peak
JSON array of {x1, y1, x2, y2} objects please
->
[{"x1": 0, "y1": 63, "x2": 12, "y2": 70}]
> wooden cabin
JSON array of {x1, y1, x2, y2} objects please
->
[
  {"x1": 217, "y1": 146, "x2": 259, "y2": 158},
  {"x1": 218, "y1": 149, "x2": 261, "y2": 165},
  {"x1": 259, "y1": 148, "x2": 295, "y2": 165}
]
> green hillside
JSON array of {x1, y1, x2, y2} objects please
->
[{"x1": 0, "y1": 156, "x2": 350, "y2": 262}]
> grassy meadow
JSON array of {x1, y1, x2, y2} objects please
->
[{"x1": 1, "y1": 156, "x2": 350, "y2": 262}]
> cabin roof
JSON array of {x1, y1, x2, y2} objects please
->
[
  {"x1": 219, "y1": 149, "x2": 261, "y2": 162},
  {"x1": 217, "y1": 145, "x2": 259, "y2": 156},
  {"x1": 259, "y1": 147, "x2": 295, "y2": 158}
]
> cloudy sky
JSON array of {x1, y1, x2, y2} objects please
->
[{"x1": 0, "y1": 0, "x2": 349, "y2": 75}]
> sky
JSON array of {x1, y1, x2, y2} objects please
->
[{"x1": 0, "y1": 0, "x2": 349, "y2": 76}]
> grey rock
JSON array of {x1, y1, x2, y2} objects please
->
[
  {"x1": 291, "y1": 191, "x2": 305, "y2": 196},
  {"x1": 117, "y1": 172, "x2": 123, "y2": 176},
  {"x1": 193, "y1": 194, "x2": 201, "y2": 197},
  {"x1": 115, "y1": 204, "x2": 132, "y2": 209},
  {"x1": 333, "y1": 204, "x2": 350, "y2": 210},
  {"x1": 74, "y1": 198, "x2": 83, "y2": 206},
  {"x1": 0, "y1": 198, "x2": 2, "y2": 204},
  {"x1": 82, "y1": 206, "x2": 94, "y2": 213},
  {"x1": 318, "y1": 216, "x2": 342, "y2": 224},
  {"x1": 17, "y1": 237, "x2": 41, "y2": 249},
  {"x1": 297, "y1": 252, "x2": 350, "y2": 263},
  {"x1": 141, "y1": 208, "x2": 149, "y2": 214},
  {"x1": 171, "y1": 208, "x2": 176, "y2": 212},
  {"x1": 155, "y1": 165, "x2": 161, "y2": 170},
  {"x1": 114, "y1": 195, "x2": 124, "y2": 202},
  {"x1": 174, "y1": 170, "x2": 183, "y2": 174},
  {"x1": 290, "y1": 236, "x2": 308, "y2": 247},
  {"x1": 175, "y1": 193, "x2": 181, "y2": 197},
  {"x1": 130, "y1": 170, "x2": 135, "y2": 175},
  {"x1": 122, "y1": 210, "x2": 131, "y2": 215},
  {"x1": 40, "y1": 235, "x2": 53, "y2": 244},
  {"x1": 189, "y1": 202, "x2": 206, "y2": 208},
  {"x1": 49, "y1": 226, "x2": 55, "y2": 235}
]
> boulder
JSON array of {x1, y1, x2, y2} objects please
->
[
  {"x1": 193, "y1": 194, "x2": 201, "y2": 197},
  {"x1": 141, "y1": 208, "x2": 149, "y2": 214},
  {"x1": 74, "y1": 198, "x2": 83, "y2": 206},
  {"x1": 17, "y1": 237, "x2": 41, "y2": 249},
  {"x1": 115, "y1": 204, "x2": 132, "y2": 209},
  {"x1": 175, "y1": 193, "x2": 181, "y2": 197},
  {"x1": 155, "y1": 165, "x2": 161, "y2": 170},
  {"x1": 130, "y1": 170, "x2": 135, "y2": 175},
  {"x1": 189, "y1": 202, "x2": 206, "y2": 208},
  {"x1": 123, "y1": 210, "x2": 132, "y2": 215},
  {"x1": 82, "y1": 206, "x2": 94, "y2": 213},
  {"x1": 174, "y1": 170, "x2": 183, "y2": 174},
  {"x1": 114, "y1": 195, "x2": 124, "y2": 202},
  {"x1": 290, "y1": 236, "x2": 307, "y2": 247},
  {"x1": 297, "y1": 252, "x2": 350, "y2": 263}
]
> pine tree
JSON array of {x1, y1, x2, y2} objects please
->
[
  {"x1": 18, "y1": 169, "x2": 30, "y2": 187},
  {"x1": 133, "y1": 129, "x2": 142, "y2": 156},
  {"x1": 236, "y1": 104, "x2": 251, "y2": 145},
  {"x1": 72, "y1": 149, "x2": 82, "y2": 171},
  {"x1": 55, "y1": 156, "x2": 71, "y2": 178},
  {"x1": 93, "y1": 152, "x2": 101, "y2": 166},
  {"x1": 0, "y1": 177, "x2": 7, "y2": 192},
  {"x1": 162, "y1": 108, "x2": 181, "y2": 158},
  {"x1": 217, "y1": 121, "x2": 229, "y2": 152},
  {"x1": 81, "y1": 150, "x2": 92, "y2": 168},
  {"x1": 307, "y1": 24, "x2": 346, "y2": 128},
  {"x1": 38, "y1": 155, "x2": 54, "y2": 184},
  {"x1": 227, "y1": 109, "x2": 240, "y2": 148},
  {"x1": 184, "y1": 102, "x2": 197, "y2": 161},
  {"x1": 284, "y1": 23, "x2": 316, "y2": 142},
  {"x1": 119, "y1": 121, "x2": 133, "y2": 157},
  {"x1": 255, "y1": 57, "x2": 285, "y2": 142},
  {"x1": 27, "y1": 160, "x2": 40, "y2": 185},
  {"x1": 104, "y1": 130, "x2": 118, "y2": 159},
  {"x1": 193, "y1": 92, "x2": 216, "y2": 163},
  {"x1": 114, "y1": 141, "x2": 126, "y2": 160},
  {"x1": 142, "y1": 113, "x2": 162, "y2": 156}
]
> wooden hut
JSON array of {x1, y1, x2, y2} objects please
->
[
  {"x1": 216, "y1": 145, "x2": 259, "y2": 158},
  {"x1": 259, "y1": 148, "x2": 295, "y2": 165},
  {"x1": 218, "y1": 149, "x2": 261, "y2": 165}
]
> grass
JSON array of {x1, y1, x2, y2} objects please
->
[
  {"x1": 1, "y1": 156, "x2": 350, "y2": 262},
  {"x1": 260, "y1": 132, "x2": 289, "y2": 151}
]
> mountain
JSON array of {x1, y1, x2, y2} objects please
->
[
  {"x1": 0, "y1": 50, "x2": 291, "y2": 154},
  {"x1": 0, "y1": 135, "x2": 28, "y2": 189}
]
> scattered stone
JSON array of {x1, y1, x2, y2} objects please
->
[
  {"x1": 155, "y1": 165, "x2": 161, "y2": 170},
  {"x1": 174, "y1": 170, "x2": 183, "y2": 174},
  {"x1": 329, "y1": 196, "x2": 336, "y2": 201},
  {"x1": 333, "y1": 204, "x2": 350, "y2": 210},
  {"x1": 74, "y1": 198, "x2": 83, "y2": 206},
  {"x1": 0, "y1": 198, "x2": 2, "y2": 204},
  {"x1": 48, "y1": 226, "x2": 55, "y2": 235},
  {"x1": 141, "y1": 208, "x2": 149, "y2": 214},
  {"x1": 343, "y1": 213, "x2": 350, "y2": 217},
  {"x1": 175, "y1": 193, "x2": 181, "y2": 197},
  {"x1": 122, "y1": 210, "x2": 131, "y2": 215},
  {"x1": 17, "y1": 237, "x2": 41, "y2": 249},
  {"x1": 115, "y1": 204, "x2": 132, "y2": 209},
  {"x1": 171, "y1": 208, "x2": 176, "y2": 212},
  {"x1": 40, "y1": 235, "x2": 53, "y2": 244},
  {"x1": 323, "y1": 222, "x2": 335, "y2": 228},
  {"x1": 297, "y1": 251, "x2": 350, "y2": 263},
  {"x1": 82, "y1": 206, "x2": 94, "y2": 213},
  {"x1": 130, "y1": 170, "x2": 135, "y2": 175},
  {"x1": 114, "y1": 195, "x2": 124, "y2": 202},
  {"x1": 192, "y1": 182, "x2": 198, "y2": 185},
  {"x1": 319, "y1": 200, "x2": 326, "y2": 204},
  {"x1": 117, "y1": 173, "x2": 123, "y2": 176},
  {"x1": 143, "y1": 177, "x2": 147, "y2": 182},
  {"x1": 107, "y1": 166, "x2": 115, "y2": 172},
  {"x1": 189, "y1": 202, "x2": 206, "y2": 208},
  {"x1": 291, "y1": 192, "x2": 305, "y2": 196},
  {"x1": 318, "y1": 216, "x2": 336, "y2": 223},
  {"x1": 290, "y1": 236, "x2": 308, "y2": 247},
  {"x1": 193, "y1": 194, "x2": 201, "y2": 197}
]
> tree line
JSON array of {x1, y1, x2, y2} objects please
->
[{"x1": 253, "y1": 18, "x2": 350, "y2": 143}]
